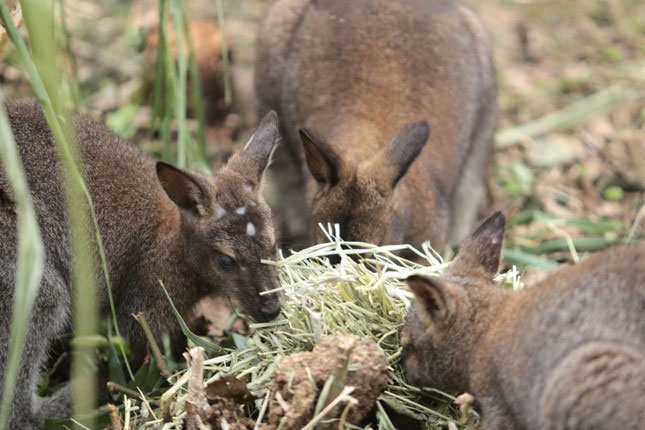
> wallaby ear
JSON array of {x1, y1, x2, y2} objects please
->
[
  {"x1": 450, "y1": 212, "x2": 506, "y2": 277},
  {"x1": 234, "y1": 110, "x2": 280, "y2": 183},
  {"x1": 407, "y1": 275, "x2": 453, "y2": 322},
  {"x1": 369, "y1": 120, "x2": 430, "y2": 188},
  {"x1": 156, "y1": 162, "x2": 209, "y2": 216},
  {"x1": 299, "y1": 128, "x2": 339, "y2": 186}
]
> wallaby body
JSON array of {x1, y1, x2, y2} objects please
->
[
  {"x1": 255, "y1": 0, "x2": 497, "y2": 251},
  {"x1": 401, "y1": 213, "x2": 645, "y2": 429},
  {"x1": 0, "y1": 99, "x2": 281, "y2": 428}
]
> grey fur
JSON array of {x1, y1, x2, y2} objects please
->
[
  {"x1": 0, "y1": 100, "x2": 281, "y2": 429},
  {"x1": 402, "y1": 213, "x2": 645, "y2": 429}
]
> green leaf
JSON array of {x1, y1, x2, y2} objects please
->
[{"x1": 159, "y1": 281, "x2": 227, "y2": 354}]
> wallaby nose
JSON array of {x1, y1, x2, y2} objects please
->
[
  {"x1": 260, "y1": 302, "x2": 281, "y2": 321},
  {"x1": 328, "y1": 254, "x2": 341, "y2": 265}
]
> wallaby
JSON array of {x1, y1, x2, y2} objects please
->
[
  {"x1": 0, "y1": 99, "x2": 281, "y2": 429},
  {"x1": 255, "y1": 0, "x2": 497, "y2": 252},
  {"x1": 401, "y1": 212, "x2": 645, "y2": 429}
]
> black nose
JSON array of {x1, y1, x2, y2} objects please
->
[
  {"x1": 260, "y1": 301, "x2": 281, "y2": 321},
  {"x1": 328, "y1": 254, "x2": 341, "y2": 265}
]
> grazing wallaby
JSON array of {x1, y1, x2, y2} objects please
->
[
  {"x1": 255, "y1": 0, "x2": 497, "y2": 251},
  {"x1": 401, "y1": 212, "x2": 645, "y2": 429},
  {"x1": 0, "y1": 99, "x2": 281, "y2": 428}
]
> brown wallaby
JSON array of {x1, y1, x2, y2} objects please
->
[
  {"x1": 0, "y1": 99, "x2": 281, "y2": 428},
  {"x1": 401, "y1": 212, "x2": 645, "y2": 429},
  {"x1": 255, "y1": 0, "x2": 497, "y2": 252}
]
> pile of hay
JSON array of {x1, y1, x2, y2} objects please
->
[{"x1": 117, "y1": 225, "x2": 522, "y2": 429}]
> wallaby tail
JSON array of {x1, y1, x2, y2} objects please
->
[{"x1": 540, "y1": 341, "x2": 645, "y2": 430}]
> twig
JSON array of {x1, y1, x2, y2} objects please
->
[
  {"x1": 107, "y1": 404, "x2": 123, "y2": 430},
  {"x1": 301, "y1": 386, "x2": 357, "y2": 430},
  {"x1": 624, "y1": 205, "x2": 645, "y2": 244},
  {"x1": 132, "y1": 312, "x2": 172, "y2": 379},
  {"x1": 106, "y1": 381, "x2": 160, "y2": 406},
  {"x1": 185, "y1": 347, "x2": 209, "y2": 430}
]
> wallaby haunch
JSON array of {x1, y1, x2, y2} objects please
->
[
  {"x1": 256, "y1": 0, "x2": 497, "y2": 252},
  {"x1": 0, "y1": 100, "x2": 281, "y2": 428},
  {"x1": 401, "y1": 212, "x2": 645, "y2": 429}
]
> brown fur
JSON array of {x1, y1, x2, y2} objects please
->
[
  {"x1": 0, "y1": 100, "x2": 281, "y2": 428},
  {"x1": 401, "y1": 213, "x2": 645, "y2": 429},
  {"x1": 255, "y1": 0, "x2": 497, "y2": 252}
]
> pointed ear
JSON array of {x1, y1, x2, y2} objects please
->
[
  {"x1": 233, "y1": 111, "x2": 280, "y2": 182},
  {"x1": 368, "y1": 120, "x2": 430, "y2": 188},
  {"x1": 299, "y1": 128, "x2": 339, "y2": 186},
  {"x1": 406, "y1": 275, "x2": 454, "y2": 322},
  {"x1": 450, "y1": 212, "x2": 506, "y2": 277},
  {"x1": 156, "y1": 162, "x2": 209, "y2": 216}
]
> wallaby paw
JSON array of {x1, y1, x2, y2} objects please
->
[{"x1": 39, "y1": 384, "x2": 72, "y2": 421}]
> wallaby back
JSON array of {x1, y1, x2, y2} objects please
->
[
  {"x1": 401, "y1": 214, "x2": 645, "y2": 429},
  {"x1": 256, "y1": 0, "x2": 497, "y2": 251},
  {"x1": 0, "y1": 99, "x2": 281, "y2": 428}
]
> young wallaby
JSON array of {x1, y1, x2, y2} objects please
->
[
  {"x1": 401, "y1": 212, "x2": 645, "y2": 429},
  {"x1": 0, "y1": 99, "x2": 281, "y2": 428},
  {"x1": 255, "y1": 0, "x2": 497, "y2": 251}
]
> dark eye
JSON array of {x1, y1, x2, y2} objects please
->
[
  {"x1": 400, "y1": 345, "x2": 412, "y2": 362},
  {"x1": 218, "y1": 254, "x2": 236, "y2": 269}
]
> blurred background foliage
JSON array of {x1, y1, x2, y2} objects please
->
[{"x1": 3, "y1": 0, "x2": 641, "y2": 280}]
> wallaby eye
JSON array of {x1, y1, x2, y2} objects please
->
[
  {"x1": 400, "y1": 345, "x2": 412, "y2": 362},
  {"x1": 218, "y1": 254, "x2": 236, "y2": 269}
]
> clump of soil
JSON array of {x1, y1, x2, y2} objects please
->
[
  {"x1": 259, "y1": 335, "x2": 389, "y2": 429},
  {"x1": 191, "y1": 396, "x2": 255, "y2": 430}
]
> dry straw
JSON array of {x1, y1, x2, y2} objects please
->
[{"x1": 125, "y1": 225, "x2": 522, "y2": 429}]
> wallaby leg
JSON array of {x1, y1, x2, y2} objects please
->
[
  {"x1": 448, "y1": 104, "x2": 496, "y2": 245},
  {"x1": 477, "y1": 397, "x2": 516, "y2": 430},
  {"x1": 39, "y1": 383, "x2": 73, "y2": 422},
  {"x1": 0, "y1": 264, "x2": 71, "y2": 429},
  {"x1": 267, "y1": 131, "x2": 313, "y2": 249},
  {"x1": 540, "y1": 342, "x2": 645, "y2": 429}
]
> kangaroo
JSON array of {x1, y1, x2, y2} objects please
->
[
  {"x1": 255, "y1": 0, "x2": 497, "y2": 252},
  {"x1": 0, "y1": 99, "x2": 281, "y2": 428},
  {"x1": 401, "y1": 212, "x2": 645, "y2": 429}
]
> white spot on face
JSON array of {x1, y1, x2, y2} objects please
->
[
  {"x1": 214, "y1": 205, "x2": 226, "y2": 220},
  {"x1": 236, "y1": 206, "x2": 246, "y2": 215},
  {"x1": 246, "y1": 222, "x2": 256, "y2": 237},
  {"x1": 244, "y1": 183, "x2": 254, "y2": 194}
]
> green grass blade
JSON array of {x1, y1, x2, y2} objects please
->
[
  {"x1": 182, "y1": 4, "x2": 208, "y2": 164},
  {"x1": 16, "y1": 0, "x2": 99, "y2": 424},
  {"x1": 170, "y1": 0, "x2": 188, "y2": 168},
  {"x1": 213, "y1": 0, "x2": 231, "y2": 104},
  {"x1": 502, "y1": 248, "x2": 559, "y2": 269},
  {"x1": 0, "y1": 86, "x2": 45, "y2": 430},
  {"x1": 159, "y1": 281, "x2": 226, "y2": 354}
]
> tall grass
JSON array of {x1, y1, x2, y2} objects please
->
[
  {"x1": 0, "y1": 0, "x2": 101, "y2": 425},
  {"x1": 0, "y1": 0, "x2": 214, "y2": 426},
  {"x1": 0, "y1": 83, "x2": 45, "y2": 430},
  {"x1": 152, "y1": 0, "x2": 209, "y2": 171}
]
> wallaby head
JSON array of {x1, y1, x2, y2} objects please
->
[
  {"x1": 156, "y1": 112, "x2": 281, "y2": 322},
  {"x1": 299, "y1": 120, "x2": 430, "y2": 245},
  {"x1": 400, "y1": 212, "x2": 506, "y2": 392}
]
